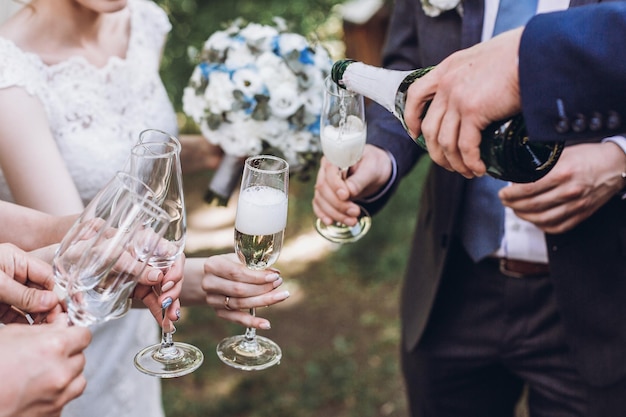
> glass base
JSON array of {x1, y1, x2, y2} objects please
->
[
  {"x1": 134, "y1": 342, "x2": 204, "y2": 378},
  {"x1": 315, "y1": 206, "x2": 371, "y2": 244},
  {"x1": 216, "y1": 335, "x2": 282, "y2": 371}
]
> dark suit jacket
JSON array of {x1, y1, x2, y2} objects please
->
[
  {"x1": 363, "y1": 0, "x2": 626, "y2": 387},
  {"x1": 520, "y1": 2, "x2": 626, "y2": 142}
]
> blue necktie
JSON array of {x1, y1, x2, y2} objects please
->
[{"x1": 459, "y1": 0, "x2": 538, "y2": 262}]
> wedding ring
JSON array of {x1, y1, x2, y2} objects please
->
[{"x1": 224, "y1": 296, "x2": 234, "y2": 311}]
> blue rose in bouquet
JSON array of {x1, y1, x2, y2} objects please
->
[{"x1": 183, "y1": 18, "x2": 332, "y2": 205}]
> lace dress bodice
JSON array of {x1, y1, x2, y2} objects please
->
[
  {"x1": 0, "y1": 0, "x2": 178, "y2": 204},
  {"x1": 0, "y1": 1, "x2": 178, "y2": 416}
]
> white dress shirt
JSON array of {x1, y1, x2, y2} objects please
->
[{"x1": 488, "y1": 0, "x2": 569, "y2": 264}]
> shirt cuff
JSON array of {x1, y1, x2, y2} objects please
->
[
  {"x1": 359, "y1": 149, "x2": 398, "y2": 204},
  {"x1": 602, "y1": 136, "x2": 626, "y2": 199}
]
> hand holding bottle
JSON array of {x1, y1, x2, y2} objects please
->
[
  {"x1": 330, "y1": 27, "x2": 559, "y2": 184},
  {"x1": 404, "y1": 28, "x2": 525, "y2": 177},
  {"x1": 500, "y1": 142, "x2": 626, "y2": 234}
]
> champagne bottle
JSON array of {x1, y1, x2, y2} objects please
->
[{"x1": 330, "y1": 59, "x2": 564, "y2": 183}]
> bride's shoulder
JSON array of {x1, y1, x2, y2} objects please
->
[{"x1": 0, "y1": 36, "x2": 40, "y2": 72}]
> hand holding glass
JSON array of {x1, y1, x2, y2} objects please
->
[
  {"x1": 315, "y1": 76, "x2": 371, "y2": 243},
  {"x1": 53, "y1": 174, "x2": 171, "y2": 327},
  {"x1": 131, "y1": 129, "x2": 204, "y2": 378},
  {"x1": 216, "y1": 155, "x2": 289, "y2": 370}
]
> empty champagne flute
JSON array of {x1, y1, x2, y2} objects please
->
[
  {"x1": 53, "y1": 172, "x2": 158, "y2": 307},
  {"x1": 54, "y1": 178, "x2": 171, "y2": 327},
  {"x1": 315, "y1": 75, "x2": 371, "y2": 243},
  {"x1": 131, "y1": 129, "x2": 204, "y2": 378},
  {"x1": 216, "y1": 155, "x2": 289, "y2": 370}
]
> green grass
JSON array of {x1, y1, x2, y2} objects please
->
[{"x1": 164, "y1": 158, "x2": 430, "y2": 417}]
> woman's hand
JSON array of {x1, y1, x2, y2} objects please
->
[
  {"x1": 0, "y1": 243, "x2": 63, "y2": 324},
  {"x1": 180, "y1": 254, "x2": 290, "y2": 329},
  {"x1": 133, "y1": 254, "x2": 185, "y2": 326},
  {"x1": 0, "y1": 314, "x2": 91, "y2": 417}
]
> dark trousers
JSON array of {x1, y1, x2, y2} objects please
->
[{"x1": 401, "y1": 243, "x2": 595, "y2": 417}]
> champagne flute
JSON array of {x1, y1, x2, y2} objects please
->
[
  {"x1": 315, "y1": 75, "x2": 371, "y2": 243},
  {"x1": 54, "y1": 179, "x2": 172, "y2": 327},
  {"x1": 132, "y1": 129, "x2": 204, "y2": 378},
  {"x1": 216, "y1": 155, "x2": 289, "y2": 371},
  {"x1": 53, "y1": 172, "x2": 159, "y2": 305}
]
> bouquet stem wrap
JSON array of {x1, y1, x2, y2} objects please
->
[{"x1": 204, "y1": 153, "x2": 246, "y2": 206}]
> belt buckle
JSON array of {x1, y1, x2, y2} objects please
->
[
  {"x1": 498, "y1": 258, "x2": 550, "y2": 279},
  {"x1": 499, "y1": 259, "x2": 526, "y2": 279}
]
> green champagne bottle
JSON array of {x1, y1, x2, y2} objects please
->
[{"x1": 330, "y1": 59, "x2": 564, "y2": 183}]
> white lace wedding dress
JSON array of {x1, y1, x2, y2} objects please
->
[{"x1": 0, "y1": 1, "x2": 178, "y2": 416}]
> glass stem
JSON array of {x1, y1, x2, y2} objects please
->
[
  {"x1": 156, "y1": 266, "x2": 177, "y2": 354},
  {"x1": 244, "y1": 308, "x2": 257, "y2": 342},
  {"x1": 160, "y1": 307, "x2": 176, "y2": 350},
  {"x1": 340, "y1": 167, "x2": 348, "y2": 181}
]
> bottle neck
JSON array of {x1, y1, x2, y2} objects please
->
[{"x1": 340, "y1": 62, "x2": 414, "y2": 117}]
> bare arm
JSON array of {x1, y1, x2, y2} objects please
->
[
  {"x1": 0, "y1": 87, "x2": 84, "y2": 215},
  {"x1": 0, "y1": 201, "x2": 77, "y2": 250},
  {"x1": 178, "y1": 133, "x2": 223, "y2": 174}
]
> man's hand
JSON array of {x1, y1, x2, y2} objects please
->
[
  {"x1": 404, "y1": 28, "x2": 524, "y2": 177},
  {"x1": 313, "y1": 145, "x2": 393, "y2": 227},
  {"x1": 500, "y1": 142, "x2": 626, "y2": 234}
]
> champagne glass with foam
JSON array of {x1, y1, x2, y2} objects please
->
[
  {"x1": 315, "y1": 75, "x2": 371, "y2": 243},
  {"x1": 216, "y1": 154, "x2": 289, "y2": 370}
]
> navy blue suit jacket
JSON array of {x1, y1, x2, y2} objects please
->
[
  {"x1": 363, "y1": 0, "x2": 626, "y2": 387},
  {"x1": 520, "y1": 3, "x2": 626, "y2": 142}
]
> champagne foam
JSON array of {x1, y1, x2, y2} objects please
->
[{"x1": 235, "y1": 186, "x2": 288, "y2": 235}]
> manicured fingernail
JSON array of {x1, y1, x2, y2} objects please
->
[
  {"x1": 260, "y1": 322, "x2": 271, "y2": 330},
  {"x1": 264, "y1": 272, "x2": 280, "y2": 282},
  {"x1": 161, "y1": 281, "x2": 174, "y2": 292},
  {"x1": 161, "y1": 297, "x2": 172, "y2": 309},
  {"x1": 272, "y1": 277, "x2": 284, "y2": 288},
  {"x1": 175, "y1": 309, "x2": 181, "y2": 320},
  {"x1": 148, "y1": 269, "x2": 162, "y2": 282},
  {"x1": 273, "y1": 290, "x2": 290, "y2": 301}
]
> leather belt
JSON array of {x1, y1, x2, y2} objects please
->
[{"x1": 498, "y1": 258, "x2": 550, "y2": 278}]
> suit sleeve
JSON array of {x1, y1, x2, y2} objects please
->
[{"x1": 519, "y1": 2, "x2": 626, "y2": 142}]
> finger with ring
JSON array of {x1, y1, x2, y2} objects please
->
[{"x1": 224, "y1": 296, "x2": 234, "y2": 311}]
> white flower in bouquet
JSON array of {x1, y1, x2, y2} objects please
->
[
  {"x1": 420, "y1": 0, "x2": 462, "y2": 17},
  {"x1": 183, "y1": 18, "x2": 332, "y2": 205}
]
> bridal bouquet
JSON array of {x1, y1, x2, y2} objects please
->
[{"x1": 183, "y1": 18, "x2": 332, "y2": 205}]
